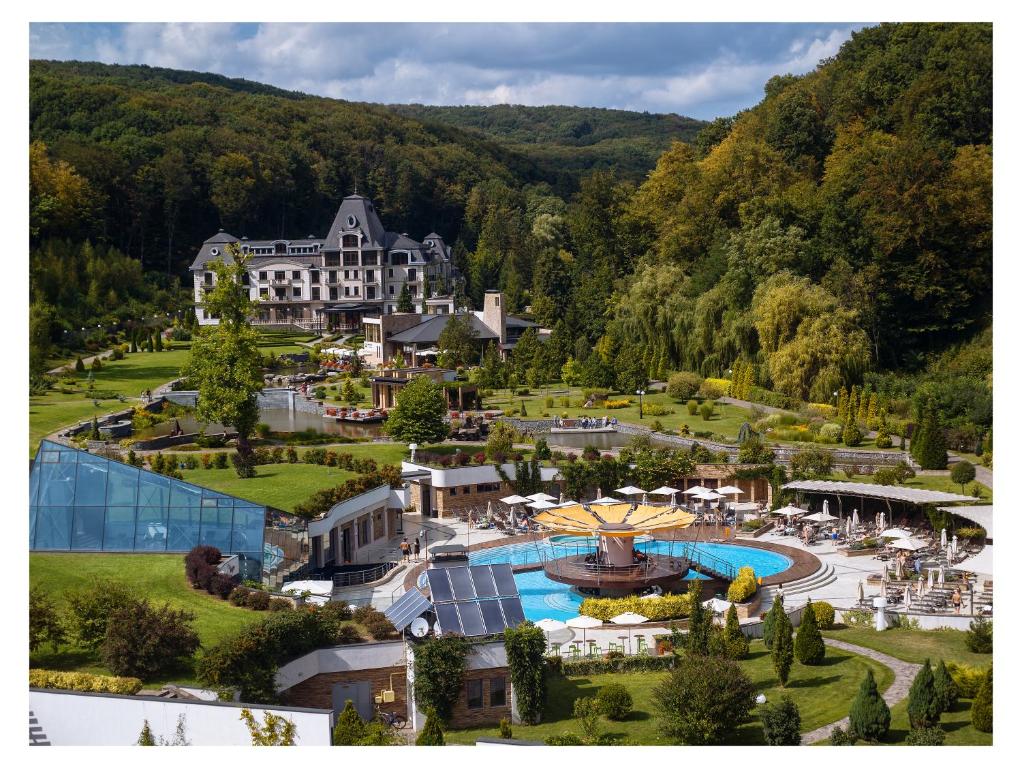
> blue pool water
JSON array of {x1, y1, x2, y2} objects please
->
[{"x1": 467, "y1": 538, "x2": 793, "y2": 622}]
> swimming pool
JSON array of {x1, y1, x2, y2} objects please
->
[{"x1": 467, "y1": 538, "x2": 793, "y2": 622}]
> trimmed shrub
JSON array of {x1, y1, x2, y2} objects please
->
[
  {"x1": 63, "y1": 579, "x2": 136, "y2": 650},
  {"x1": 562, "y1": 654, "x2": 675, "y2": 677},
  {"x1": 184, "y1": 545, "x2": 222, "y2": 590},
  {"x1": 810, "y1": 601, "x2": 835, "y2": 629},
  {"x1": 335, "y1": 624, "x2": 363, "y2": 644},
  {"x1": 580, "y1": 593, "x2": 691, "y2": 622},
  {"x1": 946, "y1": 662, "x2": 987, "y2": 698},
  {"x1": 666, "y1": 371, "x2": 703, "y2": 401},
  {"x1": 415, "y1": 709, "x2": 446, "y2": 746},
  {"x1": 686, "y1": 399, "x2": 698, "y2": 415},
  {"x1": 849, "y1": 669, "x2": 890, "y2": 741},
  {"x1": 213, "y1": 452, "x2": 228, "y2": 469},
  {"x1": 499, "y1": 717, "x2": 513, "y2": 739},
  {"x1": 699, "y1": 378, "x2": 728, "y2": 399},
  {"x1": 908, "y1": 660, "x2": 941, "y2": 729},
  {"x1": 794, "y1": 600, "x2": 825, "y2": 665},
  {"x1": 101, "y1": 599, "x2": 200, "y2": 679},
  {"x1": 245, "y1": 590, "x2": 271, "y2": 611},
  {"x1": 209, "y1": 573, "x2": 237, "y2": 600},
  {"x1": 363, "y1": 613, "x2": 397, "y2": 640},
  {"x1": 268, "y1": 598, "x2": 293, "y2": 612},
  {"x1": 228, "y1": 588, "x2": 249, "y2": 607},
  {"x1": 761, "y1": 695, "x2": 802, "y2": 745},
  {"x1": 829, "y1": 726, "x2": 856, "y2": 745},
  {"x1": 699, "y1": 402, "x2": 714, "y2": 421},
  {"x1": 726, "y1": 566, "x2": 757, "y2": 603},
  {"x1": 971, "y1": 667, "x2": 992, "y2": 732},
  {"x1": 905, "y1": 726, "x2": 946, "y2": 745},
  {"x1": 30, "y1": 669, "x2": 143, "y2": 695},
  {"x1": 332, "y1": 700, "x2": 366, "y2": 745},
  {"x1": 596, "y1": 683, "x2": 633, "y2": 720}
]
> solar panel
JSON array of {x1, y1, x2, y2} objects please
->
[
  {"x1": 434, "y1": 602, "x2": 462, "y2": 635},
  {"x1": 448, "y1": 566, "x2": 476, "y2": 600},
  {"x1": 456, "y1": 601, "x2": 486, "y2": 636},
  {"x1": 425, "y1": 568, "x2": 454, "y2": 602},
  {"x1": 491, "y1": 563, "x2": 519, "y2": 597},
  {"x1": 383, "y1": 588, "x2": 433, "y2": 633},
  {"x1": 479, "y1": 599, "x2": 507, "y2": 634},
  {"x1": 499, "y1": 598, "x2": 526, "y2": 628},
  {"x1": 469, "y1": 566, "x2": 497, "y2": 598}
]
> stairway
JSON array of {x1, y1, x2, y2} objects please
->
[{"x1": 760, "y1": 562, "x2": 837, "y2": 606}]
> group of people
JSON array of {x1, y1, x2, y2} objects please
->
[
  {"x1": 399, "y1": 537, "x2": 421, "y2": 563},
  {"x1": 139, "y1": 388, "x2": 153, "y2": 404},
  {"x1": 552, "y1": 415, "x2": 616, "y2": 429}
]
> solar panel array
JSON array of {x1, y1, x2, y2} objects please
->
[
  {"x1": 383, "y1": 587, "x2": 433, "y2": 632},
  {"x1": 424, "y1": 564, "x2": 526, "y2": 637}
]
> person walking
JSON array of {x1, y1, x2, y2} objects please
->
[
  {"x1": 952, "y1": 586, "x2": 963, "y2": 614},
  {"x1": 413, "y1": 538, "x2": 421, "y2": 562},
  {"x1": 400, "y1": 538, "x2": 410, "y2": 563}
]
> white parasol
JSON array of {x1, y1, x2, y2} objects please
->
[
  {"x1": 773, "y1": 505, "x2": 807, "y2": 517},
  {"x1": 527, "y1": 499, "x2": 557, "y2": 511},
  {"x1": 917, "y1": 575, "x2": 925, "y2": 598},
  {"x1": 879, "y1": 512, "x2": 886, "y2": 531},
  {"x1": 501, "y1": 494, "x2": 531, "y2": 505},
  {"x1": 947, "y1": 543, "x2": 953, "y2": 563},
  {"x1": 565, "y1": 615, "x2": 603, "y2": 647},
  {"x1": 951, "y1": 535, "x2": 958, "y2": 557},
  {"x1": 702, "y1": 597, "x2": 733, "y2": 614},
  {"x1": 927, "y1": 568, "x2": 935, "y2": 589},
  {"x1": 889, "y1": 538, "x2": 928, "y2": 552},
  {"x1": 803, "y1": 512, "x2": 838, "y2": 523},
  {"x1": 852, "y1": 509, "x2": 860, "y2": 529},
  {"x1": 559, "y1": 491, "x2": 566, "y2": 504},
  {"x1": 941, "y1": 528, "x2": 948, "y2": 549},
  {"x1": 590, "y1": 496, "x2": 619, "y2": 504},
  {"x1": 938, "y1": 564, "x2": 945, "y2": 585},
  {"x1": 610, "y1": 612, "x2": 649, "y2": 654},
  {"x1": 823, "y1": 499, "x2": 830, "y2": 518},
  {"x1": 694, "y1": 490, "x2": 723, "y2": 501},
  {"x1": 880, "y1": 528, "x2": 912, "y2": 539},
  {"x1": 858, "y1": 580, "x2": 865, "y2": 603},
  {"x1": 717, "y1": 485, "x2": 745, "y2": 496},
  {"x1": 905, "y1": 584, "x2": 912, "y2": 610},
  {"x1": 527, "y1": 492, "x2": 558, "y2": 502},
  {"x1": 682, "y1": 485, "x2": 709, "y2": 495},
  {"x1": 649, "y1": 486, "x2": 680, "y2": 496},
  {"x1": 535, "y1": 618, "x2": 569, "y2": 654},
  {"x1": 614, "y1": 486, "x2": 646, "y2": 497}
]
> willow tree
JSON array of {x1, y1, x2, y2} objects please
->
[{"x1": 183, "y1": 242, "x2": 263, "y2": 477}]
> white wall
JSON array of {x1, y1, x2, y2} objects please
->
[
  {"x1": 30, "y1": 689, "x2": 333, "y2": 746},
  {"x1": 276, "y1": 641, "x2": 407, "y2": 692}
]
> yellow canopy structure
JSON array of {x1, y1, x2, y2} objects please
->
[
  {"x1": 530, "y1": 501, "x2": 696, "y2": 536},
  {"x1": 592, "y1": 503, "x2": 632, "y2": 525}
]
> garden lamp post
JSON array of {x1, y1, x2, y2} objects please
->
[
  {"x1": 636, "y1": 389, "x2": 646, "y2": 419},
  {"x1": 833, "y1": 390, "x2": 838, "y2": 405}
]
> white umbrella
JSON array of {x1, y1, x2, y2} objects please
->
[
  {"x1": 649, "y1": 485, "x2": 680, "y2": 500},
  {"x1": 938, "y1": 564, "x2": 945, "y2": 585},
  {"x1": 905, "y1": 584, "x2": 912, "y2": 610},
  {"x1": 566, "y1": 615, "x2": 603, "y2": 647},
  {"x1": 947, "y1": 543, "x2": 953, "y2": 563},
  {"x1": 917, "y1": 576, "x2": 925, "y2": 598},
  {"x1": 614, "y1": 486, "x2": 646, "y2": 497},
  {"x1": 880, "y1": 528, "x2": 912, "y2": 539},
  {"x1": 846, "y1": 518, "x2": 852, "y2": 536},
  {"x1": 878, "y1": 512, "x2": 886, "y2": 531},
  {"x1": 682, "y1": 486, "x2": 709, "y2": 495},
  {"x1": 694, "y1": 490, "x2": 723, "y2": 501},
  {"x1": 717, "y1": 485, "x2": 745, "y2": 496},
  {"x1": 804, "y1": 512, "x2": 838, "y2": 523},
  {"x1": 928, "y1": 568, "x2": 936, "y2": 589},
  {"x1": 951, "y1": 535, "x2": 959, "y2": 557},
  {"x1": 941, "y1": 527, "x2": 948, "y2": 549},
  {"x1": 895, "y1": 558, "x2": 903, "y2": 580},
  {"x1": 527, "y1": 492, "x2": 557, "y2": 502},
  {"x1": 610, "y1": 612, "x2": 649, "y2": 654},
  {"x1": 559, "y1": 491, "x2": 566, "y2": 504},
  {"x1": 889, "y1": 538, "x2": 928, "y2": 552},
  {"x1": 852, "y1": 509, "x2": 860, "y2": 529},
  {"x1": 501, "y1": 494, "x2": 530, "y2": 505},
  {"x1": 773, "y1": 505, "x2": 806, "y2": 517},
  {"x1": 822, "y1": 499, "x2": 830, "y2": 518},
  {"x1": 702, "y1": 597, "x2": 733, "y2": 614},
  {"x1": 527, "y1": 499, "x2": 557, "y2": 511},
  {"x1": 590, "y1": 496, "x2": 619, "y2": 504},
  {"x1": 535, "y1": 618, "x2": 568, "y2": 654},
  {"x1": 858, "y1": 580, "x2": 865, "y2": 603}
]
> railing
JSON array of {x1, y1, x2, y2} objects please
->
[
  {"x1": 331, "y1": 561, "x2": 398, "y2": 589},
  {"x1": 677, "y1": 542, "x2": 737, "y2": 581}
]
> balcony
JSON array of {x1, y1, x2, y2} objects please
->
[{"x1": 270, "y1": 279, "x2": 293, "y2": 286}]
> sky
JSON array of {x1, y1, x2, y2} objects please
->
[{"x1": 29, "y1": 22, "x2": 870, "y2": 120}]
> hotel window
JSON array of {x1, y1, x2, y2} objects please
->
[
  {"x1": 388, "y1": 268, "x2": 394, "y2": 278},
  {"x1": 241, "y1": 273, "x2": 249, "y2": 285},
  {"x1": 330, "y1": 288, "x2": 338, "y2": 301},
  {"x1": 204, "y1": 272, "x2": 213, "y2": 286},
  {"x1": 292, "y1": 286, "x2": 301, "y2": 298},
  {"x1": 328, "y1": 271, "x2": 337, "y2": 283},
  {"x1": 366, "y1": 286, "x2": 376, "y2": 300},
  {"x1": 408, "y1": 268, "x2": 417, "y2": 282},
  {"x1": 343, "y1": 251, "x2": 359, "y2": 266},
  {"x1": 391, "y1": 252, "x2": 408, "y2": 266},
  {"x1": 389, "y1": 285, "x2": 395, "y2": 295},
  {"x1": 312, "y1": 287, "x2": 320, "y2": 300},
  {"x1": 449, "y1": 488, "x2": 457, "y2": 496},
  {"x1": 466, "y1": 679, "x2": 483, "y2": 710},
  {"x1": 292, "y1": 270, "x2": 300, "y2": 279},
  {"x1": 259, "y1": 288, "x2": 269, "y2": 298},
  {"x1": 344, "y1": 287, "x2": 350, "y2": 297},
  {"x1": 342, "y1": 234, "x2": 359, "y2": 248},
  {"x1": 325, "y1": 252, "x2": 340, "y2": 267},
  {"x1": 489, "y1": 677, "x2": 506, "y2": 707},
  {"x1": 363, "y1": 251, "x2": 378, "y2": 266},
  {"x1": 310, "y1": 270, "x2": 319, "y2": 283},
  {"x1": 274, "y1": 271, "x2": 285, "y2": 281},
  {"x1": 259, "y1": 271, "x2": 267, "y2": 281},
  {"x1": 353, "y1": 285, "x2": 360, "y2": 296},
  {"x1": 366, "y1": 270, "x2": 375, "y2": 282}
]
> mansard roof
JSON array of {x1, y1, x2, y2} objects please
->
[
  {"x1": 323, "y1": 194, "x2": 387, "y2": 249},
  {"x1": 189, "y1": 230, "x2": 240, "y2": 270}
]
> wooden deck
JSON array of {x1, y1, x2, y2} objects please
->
[{"x1": 542, "y1": 554, "x2": 691, "y2": 591}]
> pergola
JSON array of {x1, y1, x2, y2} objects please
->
[{"x1": 782, "y1": 479, "x2": 977, "y2": 521}]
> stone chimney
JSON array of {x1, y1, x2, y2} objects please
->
[{"x1": 482, "y1": 290, "x2": 507, "y2": 345}]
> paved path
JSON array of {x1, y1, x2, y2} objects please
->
[
  {"x1": 799, "y1": 638, "x2": 921, "y2": 744},
  {"x1": 47, "y1": 347, "x2": 116, "y2": 375}
]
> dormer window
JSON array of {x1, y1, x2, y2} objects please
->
[
  {"x1": 274, "y1": 242, "x2": 286, "y2": 255},
  {"x1": 342, "y1": 234, "x2": 359, "y2": 248}
]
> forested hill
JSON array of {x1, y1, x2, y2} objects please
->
[{"x1": 386, "y1": 104, "x2": 706, "y2": 180}]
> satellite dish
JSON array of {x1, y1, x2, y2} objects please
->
[
  {"x1": 432, "y1": 622, "x2": 442, "y2": 636},
  {"x1": 409, "y1": 617, "x2": 429, "y2": 638}
]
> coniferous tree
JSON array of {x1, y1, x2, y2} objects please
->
[
  {"x1": 75, "y1": 356, "x2": 85, "y2": 372},
  {"x1": 908, "y1": 659, "x2": 941, "y2": 729},
  {"x1": 684, "y1": 579, "x2": 711, "y2": 656},
  {"x1": 761, "y1": 695, "x2": 802, "y2": 745},
  {"x1": 848, "y1": 669, "x2": 891, "y2": 741},
  {"x1": 332, "y1": 700, "x2": 366, "y2": 745},
  {"x1": 866, "y1": 392, "x2": 879, "y2": 428},
  {"x1": 971, "y1": 667, "x2": 992, "y2": 733},
  {"x1": 914, "y1": 403, "x2": 949, "y2": 470},
  {"x1": 137, "y1": 720, "x2": 156, "y2": 746},
  {"x1": 794, "y1": 599, "x2": 825, "y2": 665},
  {"x1": 836, "y1": 386, "x2": 849, "y2": 421},
  {"x1": 397, "y1": 283, "x2": 414, "y2": 313},
  {"x1": 719, "y1": 603, "x2": 749, "y2": 659},
  {"x1": 771, "y1": 607, "x2": 794, "y2": 686},
  {"x1": 416, "y1": 708, "x2": 446, "y2": 746},
  {"x1": 875, "y1": 409, "x2": 893, "y2": 448},
  {"x1": 763, "y1": 592, "x2": 784, "y2": 650},
  {"x1": 857, "y1": 385, "x2": 870, "y2": 423},
  {"x1": 154, "y1": 331, "x2": 163, "y2": 352},
  {"x1": 933, "y1": 659, "x2": 958, "y2": 713},
  {"x1": 842, "y1": 410, "x2": 863, "y2": 446}
]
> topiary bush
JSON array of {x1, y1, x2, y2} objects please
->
[
  {"x1": 667, "y1": 371, "x2": 703, "y2": 401},
  {"x1": 210, "y1": 573, "x2": 237, "y2": 600},
  {"x1": 415, "y1": 708, "x2": 446, "y2": 746},
  {"x1": 810, "y1": 601, "x2": 835, "y2": 629},
  {"x1": 268, "y1": 597, "x2": 293, "y2": 612},
  {"x1": 332, "y1": 700, "x2": 366, "y2": 745},
  {"x1": 945, "y1": 662, "x2": 987, "y2": 698},
  {"x1": 908, "y1": 660, "x2": 941, "y2": 729},
  {"x1": 499, "y1": 717, "x2": 513, "y2": 739},
  {"x1": 905, "y1": 726, "x2": 946, "y2": 745},
  {"x1": 579, "y1": 593, "x2": 691, "y2": 622},
  {"x1": 30, "y1": 669, "x2": 143, "y2": 695},
  {"x1": 184, "y1": 545, "x2": 222, "y2": 590},
  {"x1": 596, "y1": 683, "x2": 633, "y2": 720},
  {"x1": 726, "y1": 566, "x2": 757, "y2": 603},
  {"x1": 932, "y1": 659, "x2": 958, "y2": 713},
  {"x1": 794, "y1": 599, "x2": 825, "y2": 665},
  {"x1": 849, "y1": 669, "x2": 890, "y2": 742}
]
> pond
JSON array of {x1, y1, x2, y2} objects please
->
[
  {"x1": 134, "y1": 409, "x2": 385, "y2": 440},
  {"x1": 544, "y1": 430, "x2": 680, "y2": 451}
]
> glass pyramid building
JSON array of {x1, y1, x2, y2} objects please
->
[{"x1": 29, "y1": 440, "x2": 266, "y2": 571}]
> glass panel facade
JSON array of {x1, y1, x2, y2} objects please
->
[{"x1": 29, "y1": 441, "x2": 270, "y2": 559}]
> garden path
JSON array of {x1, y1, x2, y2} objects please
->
[{"x1": 799, "y1": 638, "x2": 921, "y2": 744}]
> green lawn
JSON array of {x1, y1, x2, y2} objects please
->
[
  {"x1": 30, "y1": 346, "x2": 194, "y2": 454},
  {"x1": 822, "y1": 626, "x2": 992, "y2": 667},
  {"x1": 446, "y1": 641, "x2": 893, "y2": 745},
  {"x1": 30, "y1": 553, "x2": 265, "y2": 688},
  {"x1": 179, "y1": 463, "x2": 360, "y2": 511}
]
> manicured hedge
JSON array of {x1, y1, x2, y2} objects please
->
[
  {"x1": 579, "y1": 593, "x2": 691, "y2": 622},
  {"x1": 30, "y1": 669, "x2": 143, "y2": 695},
  {"x1": 561, "y1": 654, "x2": 676, "y2": 676}
]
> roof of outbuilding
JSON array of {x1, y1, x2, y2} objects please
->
[
  {"x1": 389, "y1": 313, "x2": 499, "y2": 344},
  {"x1": 782, "y1": 479, "x2": 977, "y2": 505}
]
